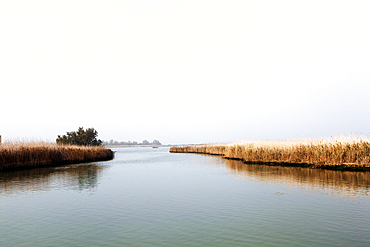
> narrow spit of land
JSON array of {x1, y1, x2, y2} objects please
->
[
  {"x1": 170, "y1": 138, "x2": 370, "y2": 171},
  {"x1": 0, "y1": 142, "x2": 114, "y2": 172}
]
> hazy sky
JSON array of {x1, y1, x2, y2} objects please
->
[{"x1": 1, "y1": 0, "x2": 369, "y2": 144}]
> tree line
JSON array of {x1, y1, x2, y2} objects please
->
[
  {"x1": 102, "y1": 139, "x2": 162, "y2": 146},
  {"x1": 56, "y1": 127, "x2": 162, "y2": 147}
]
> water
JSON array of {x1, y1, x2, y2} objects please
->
[{"x1": 1, "y1": 147, "x2": 370, "y2": 246}]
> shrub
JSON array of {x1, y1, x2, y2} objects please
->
[{"x1": 56, "y1": 127, "x2": 102, "y2": 146}]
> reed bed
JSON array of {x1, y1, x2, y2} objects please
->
[
  {"x1": 0, "y1": 141, "x2": 114, "y2": 172},
  {"x1": 170, "y1": 136, "x2": 370, "y2": 171}
]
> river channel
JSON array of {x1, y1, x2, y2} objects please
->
[{"x1": 1, "y1": 147, "x2": 370, "y2": 246}]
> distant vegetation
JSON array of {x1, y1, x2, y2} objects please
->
[
  {"x1": 0, "y1": 128, "x2": 113, "y2": 172},
  {"x1": 103, "y1": 139, "x2": 162, "y2": 146},
  {"x1": 0, "y1": 141, "x2": 114, "y2": 172},
  {"x1": 56, "y1": 127, "x2": 102, "y2": 146},
  {"x1": 170, "y1": 136, "x2": 370, "y2": 171}
]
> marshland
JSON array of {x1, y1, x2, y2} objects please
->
[
  {"x1": 1, "y1": 147, "x2": 370, "y2": 247},
  {"x1": 0, "y1": 141, "x2": 114, "y2": 172},
  {"x1": 170, "y1": 136, "x2": 370, "y2": 171}
]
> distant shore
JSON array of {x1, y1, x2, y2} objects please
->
[
  {"x1": 105, "y1": 144, "x2": 173, "y2": 148},
  {"x1": 0, "y1": 142, "x2": 114, "y2": 172},
  {"x1": 170, "y1": 139, "x2": 370, "y2": 172}
]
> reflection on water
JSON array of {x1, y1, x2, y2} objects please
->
[
  {"x1": 1, "y1": 148, "x2": 370, "y2": 247},
  {"x1": 225, "y1": 159, "x2": 370, "y2": 198},
  {"x1": 0, "y1": 163, "x2": 107, "y2": 196}
]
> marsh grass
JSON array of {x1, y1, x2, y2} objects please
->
[
  {"x1": 170, "y1": 135, "x2": 370, "y2": 171},
  {"x1": 0, "y1": 141, "x2": 114, "y2": 172}
]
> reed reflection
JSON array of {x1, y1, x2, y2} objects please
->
[
  {"x1": 225, "y1": 159, "x2": 370, "y2": 197},
  {"x1": 0, "y1": 163, "x2": 107, "y2": 196}
]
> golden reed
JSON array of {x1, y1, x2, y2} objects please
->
[
  {"x1": 170, "y1": 136, "x2": 370, "y2": 171},
  {"x1": 0, "y1": 142, "x2": 114, "y2": 172}
]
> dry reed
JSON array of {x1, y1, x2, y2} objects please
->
[
  {"x1": 0, "y1": 141, "x2": 114, "y2": 172},
  {"x1": 170, "y1": 136, "x2": 370, "y2": 171}
]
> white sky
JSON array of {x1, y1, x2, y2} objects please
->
[{"x1": 1, "y1": 0, "x2": 369, "y2": 144}]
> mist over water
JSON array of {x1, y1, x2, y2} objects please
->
[{"x1": 1, "y1": 147, "x2": 369, "y2": 246}]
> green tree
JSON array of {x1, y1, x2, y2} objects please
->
[{"x1": 56, "y1": 127, "x2": 102, "y2": 146}]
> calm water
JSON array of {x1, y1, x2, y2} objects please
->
[{"x1": 1, "y1": 147, "x2": 370, "y2": 246}]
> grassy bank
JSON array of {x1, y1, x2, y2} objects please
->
[
  {"x1": 0, "y1": 142, "x2": 114, "y2": 172},
  {"x1": 170, "y1": 137, "x2": 370, "y2": 171}
]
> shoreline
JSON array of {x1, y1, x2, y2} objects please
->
[
  {"x1": 0, "y1": 144, "x2": 114, "y2": 172},
  {"x1": 105, "y1": 145, "x2": 172, "y2": 148},
  {"x1": 170, "y1": 140, "x2": 370, "y2": 172}
]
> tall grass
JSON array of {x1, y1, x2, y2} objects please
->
[
  {"x1": 170, "y1": 136, "x2": 370, "y2": 171},
  {"x1": 0, "y1": 141, "x2": 114, "y2": 172}
]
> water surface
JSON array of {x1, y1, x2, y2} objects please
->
[{"x1": 1, "y1": 147, "x2": 369, "y2": 246}]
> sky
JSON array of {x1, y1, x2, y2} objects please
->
[{"x1": 1, "y1": 0, "x2": 369, "y2": 144}]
